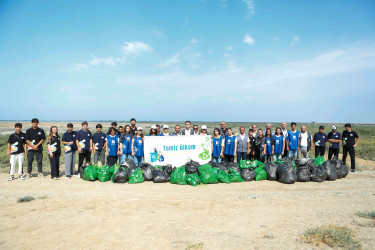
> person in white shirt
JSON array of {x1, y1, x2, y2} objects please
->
[
  {"x1": 193, "y1": 125, "x2": 200, "y2": 135},
  {"x1": 251, "y1": 124, "x2": 258, "y2": 138},
  {"x1": 181, "y1": 121, "x2": 194, "y2": 136},
  {"x1": 298, "y1": 126, "x2": 313, "y2": 159},
  {"x1": 236, "y1": 126, "x2": 249, "y2": 162},
  {"x1": 281, "y1": 122, "x2": 289, "y2": 157}
]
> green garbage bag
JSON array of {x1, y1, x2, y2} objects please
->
[
  {"x1": 228, "y1": 168, "x2": 244, "y2": 182},
  {"x1": 198, "y1": 164, "x2": 218, "y2": 184},
  {"x1": 97, "y1": 165, "x2": 111, "y2": 182},
  {"x1": 83, "y1": 165, "x2": 98, "y2": 181},
  {"x1": 254, "y1": 167, "x2": 267, "y2": 181},
  {"x1": 186, "y1": 174, "x2": 201, "y2": 187},
  {"x1": 250, "y1": 160, "x2": 264, "y2": 168},
  {"x1": 109, "y1": 164, "x2": 119, "y2": 175},
  {"x1": 128, "y1": 168, "x2": 144, "y2": 184},
  {"x1": 170, "y1": 166, "x2": 187, "y2": 185},
  {"x1": 314, "y1": 156, "x2": 325, "y2": 166},
  {"x1": 239, "y1": 160, "x2": 252, "y2": 169},
  {"x1": 275, "y1": 160, "x2": 284, "y2": 165},
  {"x1": 217, "y1": 170, "x2": 230, "y2": 184}
]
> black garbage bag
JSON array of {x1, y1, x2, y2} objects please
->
[
  {"x1": 296, "y1": 165, "x2": 310, "y2": 182},
  {"x1": 184, "y1": 160, "x2": 200, "y2": 175},
  {"x1": 264, "y1": 162, "x2": 279, "y2": 181},
  {"x1": 79, "y1": 165, "x2": 86, "y2": 179},
  {"x1": 323, "y1": 161, "x2": 337, "y2": 181},
  {"x1": 112, "y1": 167, "x2": 128, "y2": 183},
  {"x1": 122, "y1": 159, "x2": 138, "y2": 176},
  {"x1": 241, "y1": 168, "x2": 256, "y2": 181},
  {"x1": 332, "y1": 160, "x2": 343, "y2": 179},
  {"x1": 140, "y1": 163, "x2": 154, "y2": 181},
  {"x1": 153, "y1": 167, "x2": 168, "y2": 183},
  {"x1": 212, "y1": 163, "x2": 227, "y2": 172},
  {"x1": 163, "y1": 165, "x2": 173, "y2": 181},
  {"x1": 310, "y1": 165, "x2": 328, "y2": 182},
  {"x1": 226, "y1": 162, "x2": 241, "y2": 174},
  {"x1": 342, "y1": 164, "x2": 349, "y2": 178},
  {"x1": 277, "y1": 162, "x2": 297, "y2": 184}
]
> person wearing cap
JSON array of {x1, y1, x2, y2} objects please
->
[
  {"x1": 342, "y1": 123, "x2": 359, "y2": 172},
  {"x1": 327, "y1": 126, "x2": 342, "y2": 160},
  {"x1": 148, "y1": 125, "x2": 158, "y2": 136},
  {"x1": 236, "y1": 126, "x2": 249, "y2": 163},
  {"x1": 193, "y1": 125, "x2": 200, "y2": 135},
  {"x1": 132, "y1": 127, "x2": 144, "y2": 166},
  {"x1": 107, "y1": 122, "x2": 119, "y2": 135},
  {"x1": 200, "y1": 125, "x2": 208, "y2": 135},
  {"x1": 181, "y1": 121, "x2": 194, "y2": 136},
  {"x1": 130, "y1": 118, "x2": 137, "y2": 136},
  {"x1": 313, "y1": 126, "x2": 327, "y2": 158},
  {"x1": 172, "y1": 125, "x2": 182, "y2": 136},
  {"x1": 160, "y1": 125, "x2": 171, "y2": 136}
]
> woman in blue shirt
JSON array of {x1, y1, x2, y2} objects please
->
[
  {"x1": 120, "y1": 125, "x2": 133, "y2": 164},
  {"x1": 273, "y1": 127, "x2": 285, "y2": 161},
  {"x1": 224, "y1": 128, "x2": 237, "y2": 162},
  {"x1": 132, "y1": 127, "x2": 144, "y2": 166},
  {"x1": 263, "y1": 128, "x2": 275, "y2": 163},
  {"x1": 105, "y1": 127, "x2": 120, "y2": 166},
  {"x1": 211, "y1": 128, "x2": 224, "y2": 163}
]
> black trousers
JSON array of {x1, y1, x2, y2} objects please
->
[
  {"x1": 342, "y1": 146, "x2": 355, "y2": 169},
  {"x1": 50, "y1": 153, "x2": 60, "y2": 178},
  {"x1": 247, "y1": 153, "x2": 255, "y2": 161},
  {"x1": 315, "y1": 146, "x2": 326, "y2": 158},
  {"x1": 224, "y1": 154, "x2": 234, "y2": 162},
  {"x1": 283, "y1": 147, "x2": 288, "y2": 158},
  {"x1": 27, "y1": 151, "x2": 43, "y2": 173},
  {"x1": 254, "y1": 147, "x2": 261, "y2": 161},
  {"x1": 328, "y1": 148, "x2": 339, "y2": 160},
  {"x1": 78, "y1": 150, "x2": 91, "y2": 168},
  {"x1": 107, "y1": 156, "x2": 118, "y2": 166}
]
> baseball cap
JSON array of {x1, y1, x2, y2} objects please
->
[
  {"x1": 163, "y1": 125, "x2": 169, "y2": 129},
  {"x1": 137, "y1": 127, "x2": 143, "y2": 131},
  {"x1": 201, "y1": 125, "x2": 207, "y2": 130},
  {"x1": 151, "y1": 125, "x2": 157, "y2": 129},
  {"x1": 332, "y1": 126, "x2": 337, "y2": 130}
]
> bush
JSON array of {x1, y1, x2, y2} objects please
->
[{"x1": 18, "y1": 196, "x2": 35, "y2": 203}]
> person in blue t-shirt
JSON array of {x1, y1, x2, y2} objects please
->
[
  {"x1": 223, "y1": 128, "x2": 237, "y2": 162},
  {"x1": 92, "y1": 124, "x2": 106, "y2": 166},
  {"x1": 327, "y1": 126, "x2": 341, "y2": 160},
  {"x1": 62, "y1": 123, "x2": 77, "y2": 178},
  {"x1": 263, "y1": 128, "x2": 275, "y2": 162},
  {"x1": 76, "y1": 121, "x2": 93, "y2": 174},
  {"x1": 120, "y1": 125, "x2": 133, "y2": 164},
  {"x1": 211, "y1": 128, "x2": 224, "y2": 163},
  {"x1": 286, "y1": 122, "x2": 300, "y2": 160},
  {"x1": 132, "y1": 127, "x2": 145, "y2": 166},
  {"x1": 273, "y1": 127, "x2": 285, "y2": 161},
  {"x1": 313, "y1": 125, "x2": 327, "y2": 158},
  {"x1": 105, "y1": 127, "x2": 120, "y2": 166}
]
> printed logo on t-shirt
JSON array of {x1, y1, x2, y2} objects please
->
[
  {"x1": 73, "y1": 135, "x2": 75, "y2": 137},
  {"x1": 111, "y1": 140, "x2": 115, "y2": 144},
  {"x1": 64, "y1": 145, "x2": 71, "y2": 152},
  {"x1": 50, "y1": 142, "x2": 57, "y2": 153},
  {"x1": 11, "y1": 142, "x2": 18, "y2": 153},
  {"x1": 101, "y1": 136, "x2": 104, "y2": 139},
  {"x1": 94, "y1": 143, "x2": 99, "y2": 150},
  {"x1": 127, "y1": 137, "x2": 130, "y2": 141},
  {"x1": 21, "y1": 137, "x2": 24, "y2": 139},
  {"x1": 350, "y1": 134, "x2": 353, "y2": 136},
  {"x1": 216, "y1": 141, "x2": 219, "y2": 145},
  {"x1": 28, "y1": 140, "x2": 35, "y2": 151},
  {"x1": 38, "y1": 132, "x2": 41, "y2": 135},
  {"x1": 79, "y1": 139, "x2": 86, "y2": 148},
  {"x1": 88, "y1": 133, "x2": 91, "y2": 136},
  {"x1": 323, "y1": 136, "x2": 325, "y2": 138}
]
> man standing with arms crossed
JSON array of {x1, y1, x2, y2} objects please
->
[{"x1": 327, "y1": 126, "x2": 341, "y2": 160}]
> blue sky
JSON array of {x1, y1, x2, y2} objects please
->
[{"x1": 1, "y1": 0, "x2": 375, "y2": 123}]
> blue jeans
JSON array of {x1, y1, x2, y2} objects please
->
[
  {"x1": 212, "y1": 156, "x2": 222, "y2": 163},
  {"x1": 133, "y1": 156, "x2": 143, "y2": 166},
  {"x1": 288, "y1": 149, "x2": 298, "y2": 160},
  {"x1": 120, "y1": 153, "x2": 132, "y2": 164},
  {"x1": 273, "y1": 153, "x2": 282, "y2": 161},
  {"x1": 237, "y1": 152, "x2": 247, "y2": 163}
]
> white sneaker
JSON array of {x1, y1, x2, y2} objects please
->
[
  {"x1": 8, "y1": 176, "x2": 14, "y2": 181},
  {"x1": 18, "y1": 175, "x2": 25, "y2": 180}
]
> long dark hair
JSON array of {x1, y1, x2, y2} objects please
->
[
  {"x1": 265, "y1": 128, "x2": 275, "y2": 144},
  {"x1": 122, "y1": 125, "x2": 133, "y2": 140},
  {"x1": 149, "y1": 128, "x2": 158, "y2": 136},
  {"x1": 213, "y1": 128, "x2": 220, "y2": 137},
  {"x1": 275, "y1": 127, "x2": 282, "y2": 136}
]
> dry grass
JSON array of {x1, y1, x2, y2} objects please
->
[
  {"x1": 17, "y1": 196, "x2": 35, "y2": 203},
  {"x1": 185, "y1": 242, "x2": 204, "y2": 250},
  {"x1": 356, "y1": 210, "x2": 375, "y2": 219},
  {"x1": 303, "y1": 225, "x2": 361, "y2": 249}
]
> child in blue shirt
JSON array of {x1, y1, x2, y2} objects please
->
[
  {"x1": 132, "y1": 127, "x2": 144, "y2": 166},
  {"x1": 105, "y1": 127, "x2": 120, "y2": 166},
  {"x1": 120, "y1": 125, "x2": 133, "y2": 164}
]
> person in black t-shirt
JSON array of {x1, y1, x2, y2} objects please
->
[
  {"x1": 130, "y1": 118, "x2": 137, "y2": 136},
  {"x1": 47, "y1": 126, "x2": 61, "y2": 179},
  {"x1": 247, "y1": 129, "x2": 256, "y2": 160},
  {"x1": 342, "y1": 123, "x2": 359, "y2": 172},
  {"x1": 7, "y1": 123, "x2": 27, "y2": 181},
  {"x1": 25, "y1": 118, "x2": 46, "y2": 178}
]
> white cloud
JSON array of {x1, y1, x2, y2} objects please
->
[
  {"x1": 242, "y1": 0, "x2": 255, "y2": 18},
  {"x1": 291, "y1": 35, "x2": 300, "y2": 46},
  {"x1": 158, "y1": 47, "x2": 201, "y2": 68},
  {"x1": 89, "y1": 55, "x2": 117, "y2": 66},
  {"x1": 121, "y1": 41, "x2": 153, "y2": 55},
  {"x1": 72, "y1": 63, "x2": 88, "y2": 71},
  {"x1": 191, "y1": 38, "x2": 198, "y2": 44},
  {"x1": 226, "y1": 46, "x2": 233, "y2": 50},
  {"x1": 243, "y1": 34, "x2": 255, "y2": 45}
]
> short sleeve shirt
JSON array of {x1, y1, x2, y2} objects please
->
[
  {"x1": 8, "y1": 132, "x2": 26, "y2": 155},
  {"x1": 25, "y1": 127, "x2": 46, "y2": 152}
]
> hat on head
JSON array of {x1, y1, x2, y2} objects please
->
[
  {"x1": 163, "y1": 125, "x2": 169, "y2": 129},
  {"x1": 137, "y1": 127, "x2": 143, "y2": 131},
  {"x1": 151, "y1": 125, "x2": 157, "y2": 129},
  {"x1": 332, "y1": 126, "x2": 337, "y2": 130},
  {"x1": 201, "y1": 125, "x2": 207, "y2": 130}
]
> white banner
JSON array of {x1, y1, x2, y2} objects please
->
[{"x1": 144, "y1": 135, "x2": 212, "y2": 166}]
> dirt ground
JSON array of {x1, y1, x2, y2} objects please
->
[{"x1": 0, "y1": 170, "x2": 374, "y2": 250}]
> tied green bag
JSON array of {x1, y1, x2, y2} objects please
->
[
  {"x1": 129, "y1": 168, "x2": 144, "y2": 184},
  {"x1": 239, "y1": 160, "x2": 252, "y2": 169},
  {"x1": 254, "y1": 167, "x2": 267, "y2": 181},
  {"x1": 217, "y1": 170, "x2": 230, "y2": 184},
  {"x1": 97, "y1": 165, "x2": 111, "y2": 182},
  {"x1": 83, "y1": 165, "x2": 98, "y2": 181},
  {"x1": 198, "y1": 164, "x2": 218, "y2": 184},
  {"x1": 186, "y1": 174, "x2": 201, "y2": 187},
  {"x1": 250, "y1": 160, "x2": 264, "y2": 168},
  {"x1": 228, "y1": 168, "x2": 244, "y2": 182},
  {"x1": 109, "y1": 164, "x2": 119, "y2": 175},
  {"x1": 314, "y1": 156, "x2": 325, "y2": 166},
  {"x1": 170, "y1": 166, "x2": 187, "y2": 185}
]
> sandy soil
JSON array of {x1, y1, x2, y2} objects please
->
[{"x1": 0, "y1": 171, "x2": 374, "y2": 249}]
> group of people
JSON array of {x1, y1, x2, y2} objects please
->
[{"x1": 6, "y1": 119, "x2": 359, "y2": 181}]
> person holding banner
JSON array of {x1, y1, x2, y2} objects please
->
[
  {"x1": 172, "y1": 125, "x2": 181, "y2": 136},
  {"x1": 120, "y1": 125, "x2": 133, "y2": 163},
  {"x1": 160, "y1": 125, "x2": 171, "y2": 136},
  {"x1": 212, "y1": 128, "x2": 224, "y2": 163},
  {"x1": 132, "y1": 128, "x2": 144, "y2": 166},
  {"x1": 182, "y1": 121, "x2": 194, "y2": 136},
  {"x1": 149, "y1": 125, "x2": 158, "y2": 136},
  {"x1": 224, "y1": 128, "x2": 237, "y2": 162}
]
